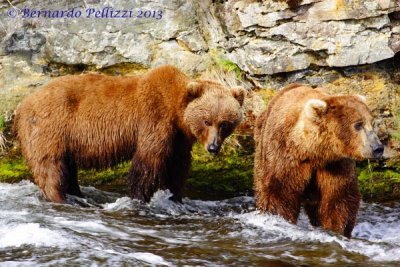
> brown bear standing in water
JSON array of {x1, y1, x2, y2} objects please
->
[
  {"x1": 14, "y1": 65, "x2": 246, "y2": 203},
  {"x1": 254, "y1": 84, "x2": 384, "y2": 238}
]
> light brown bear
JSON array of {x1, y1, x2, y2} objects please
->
[
  {"x1": 254, "y1": 84, "x2": 383, "y2": 238},
  {"x1": 14, "y1": 65, "x2": 246, "y2": 203}
]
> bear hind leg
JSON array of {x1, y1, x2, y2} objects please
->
[
  {"x1": 65, "y1": 157, "x2": 83, "y2": 198},
  {"x1": 344, "y1": 217, "x2": 357, "y2": 238},
  {"x1": 32, "y1": 158, "x2": 69, "y2": 203}
]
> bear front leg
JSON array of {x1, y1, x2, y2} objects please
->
[
  {"x1": 256, "y1": 178, "x2": 303, "y2": 224},
  {"x1": 316, "y1": 159, "x2": 361, "y2": 238},
  {"x1": 304, "y1": 202, "x2": 321, "y2": 227},
  {"x1": 128, "y1": 132, "x2": 173, "y2": 202},
  {"x1": 303, "y1": 173, "x2": 321, "y2": 227},
  {"x1": 164, "y1": 134, "x2": 192, "y2": 203},
  {"x1": 128, "y1": 154, "x2": 166, "y2": 202}
]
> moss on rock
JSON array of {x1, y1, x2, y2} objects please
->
[
  {"x1": 185, "y1": 142, "x2": 254, "y2": 199},
  {"x1": 358, "y1": 160, "x2": 400, "y2": 201},
  {"x1": 0, "y1": 153, "x2": 30, "y2": 183},
  {"x1": 0, "y1": 140, "x2": 254, "y2": 200},
  {"x1": 2, "y1": 146, "x2": 400, "y2": 201},
  {"x1": 210, "y1": 49, "x2": 242, "y2": 79}
]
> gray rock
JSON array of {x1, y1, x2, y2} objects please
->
[
  {"x1": 0, "y1": 0, "x2": 206, "y2": 72},
  {"x1": 225, "y1": 8, "x2": 397, "y2": 75},
  {"x1": 227, "y1": 39, "x2": 313, "y2": 75},
  {"x1": 1, "y1": 0, "x2": 400, "y2": 77},
  {"x1": 234, "y1": 1, "x2": 297, "y2": 29},
  {"x1": 151, "y1": 41, "x2": 209, "y2": 75},
  {"x1": 5, "y1": 29, "x2": 46, "y2": 54},
  {"x1": 297, "y1": 0, "x2": 398, "y2": 21}
]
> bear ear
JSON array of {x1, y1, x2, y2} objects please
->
[
  {"x1": 231, "y1": 86, "x2": 247, "y2": 107},
  {"x1": 187, "y1": 81, "x2": 204, "y2": 101},
  {"x1": 304, "y1": 99, "x2": 327, "y2": 121},
  {"x1": 356, "y1": 94, "x2": 367, "y2": 103}
]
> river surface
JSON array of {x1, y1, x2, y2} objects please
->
[{"x1": 1, "y1": 181, "x2": 400, "y2": 266}]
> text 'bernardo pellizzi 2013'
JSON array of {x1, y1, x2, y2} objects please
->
[{"x1": 7, "y1": 7, "x2": 163, "y2": 20}]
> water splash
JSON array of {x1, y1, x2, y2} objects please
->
[
  {"x1": 0, "y1": 181, "x2": 400, "y2": 265},
  {"x1": 0, "y1": 223, "x2": 72, "y2": 248}
]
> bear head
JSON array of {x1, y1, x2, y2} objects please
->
[
  {"x1": 299, "y1": 94, "x2": 383, "y2": 161},
  {"x1": 183, "y1": 80, "x2": 246, "y2": 154}
]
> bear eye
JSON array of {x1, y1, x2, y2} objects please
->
[
  {"x1": 354, "y1": 121, "x2": 363, "y2": 131},
  {"x1": 220, "y1": 121, "x2": 231, "y2": 130},
  {"x1": 204, "y1": 120, "x2": 212, "y2": 126}
]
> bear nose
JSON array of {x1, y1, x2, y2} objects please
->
[
  {"x1": 207, "y1": 144, "x2": 219, "y2": 154},
  {"x1": 372, "y1": 144, "x2": 384, "y2": 159}
]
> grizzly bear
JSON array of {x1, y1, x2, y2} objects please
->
[
  {"x1": 254, "y1": 84, "x2": 383, "y2": 238},
  {"x1": 14, "y1": 65, "x2": 246, "y2": 203}
]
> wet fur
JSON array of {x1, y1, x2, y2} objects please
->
[
  {"x1": 14, "y1": 65, "x2": 244, "y2": 203},
  {"x1": 254, "y1": 84, "x2": 374, "y2": 238}
]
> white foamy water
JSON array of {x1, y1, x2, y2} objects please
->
[
  {"x1": 0, "y1": 181, "x2": 400, "y2": 266},
  {"x1": 129, "y1": 252, "x2": 171, "y2": 266},
  {"x1": 0, "y1": 223, "x2": 71, "y2": 248},
  {"x1": 233, "y1": 210, "x2": 400, "y2": 262}
]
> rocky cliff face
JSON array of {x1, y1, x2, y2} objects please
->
[
  {"x1": 227, "y1": 0, "x2": 399, "y2": 75},
  {"x1": 1, "y1": 0, "x2": 399, "y2": 77},
  {"x1": 0, "y1": 0, "x2": 400, "y2": 140}
]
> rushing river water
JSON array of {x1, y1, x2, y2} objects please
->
[{"x1": 1, "y1": 181, "x2": 400, "y2": 266}]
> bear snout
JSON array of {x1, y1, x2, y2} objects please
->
[
  {"x1": 207, "y1": 143, "x2": 220, "y2": 155},
  {"x1": 204, "y1": 127, "x2": 222, "y2": 155},
  {"x1": 367, "y1": 131, "x2": 384, "y2": 159},
  {"x1": 372, "y1": 143, "x2": 384, "y2": 159}
]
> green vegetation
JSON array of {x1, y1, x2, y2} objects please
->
[
  {"x1": 216, "y1": 57, "x2": 242, "y2": 79},
  {"x1": 1, "y1": 141, "x2": 400, "y2": 202},
  {"x1": 78, "y1": 162, "x2": 130, "y2": 186},
  {"x1": 186, "y1": 141, "x2": 254, "y2": 199},
  {"x1": 0, "y1": 141, "x2": 254, "y2": 200},
  {"x1": 0, "y1": 115, "x2": 5, "y2": 132},
  {"x1": 391, "y1": 113, "x2": 400, "y2": 142},
  {"x1": 78, "y1": 162, "x2": 130, "y2": 194},
  {"x1": 0, "y1": 94, "x2": 28, "y2": 117},
  {"x1": 0, "y1": 114, "x2": 8, "y2": 152},
  {"x1": 360, "y1": 112, "x2": 400, "y2": 201},
  {"x1": 0, "y1": 154, "x2": 30, "y2": 183},
  {"x1": 358, "y1": 160, "x2": 400, "y2": 201},
  {"x1": 212, "y1": 49, "x2": 242, "y2": 79}
]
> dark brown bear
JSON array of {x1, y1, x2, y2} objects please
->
[
  {"x1": 254, "y1": 84, "x2": 383, "y2": 238},
  {"x1": 14, "y1": 65, "x2": 246, "y2": 203}
]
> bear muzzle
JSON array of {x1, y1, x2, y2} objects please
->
[
  {"x1": 205, "y1": 127, "x2": 222, "y2": 155},
  {"x1": 367, "y1": 131, "x2": 384, "y2": 159},
  {"x1": 207, "y1": 143, "x2": 220, "y2": 155},
  {"x1": 372, "y1": 143, "x2": 384, "y2": 159}
]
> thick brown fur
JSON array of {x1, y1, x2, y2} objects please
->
[
  {"x1": 254, "y1": 84, "x2": 382, "y2": 238},
  {"x1": 14, "y1": 65, "x2": 246, "y2": 203}
]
